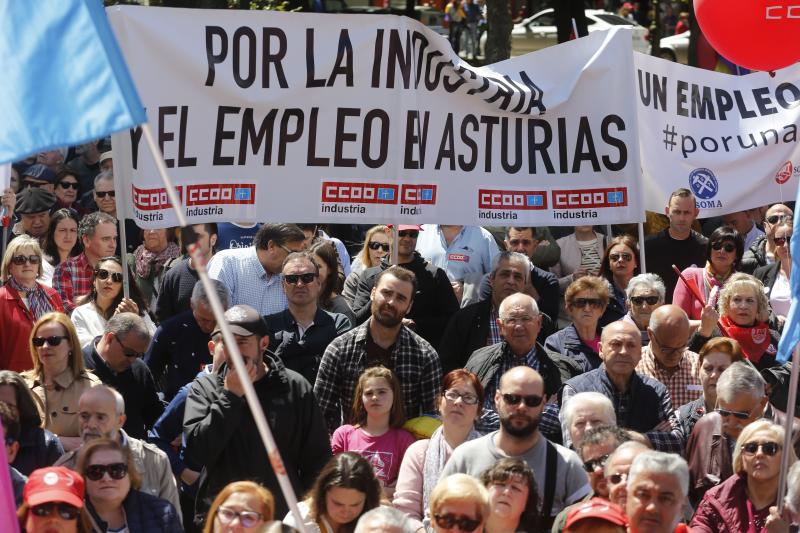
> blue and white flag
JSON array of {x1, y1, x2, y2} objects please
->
[
  {"x1": 777, "y1": 183, "x2": 800, "y2": 363},
  {"x1": 0, "y1": 0, "x2": 145, "y2": 164}
]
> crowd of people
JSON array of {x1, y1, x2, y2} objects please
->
[{"x1": 1, "y1": 144, "x2": 800, "y2": 533}]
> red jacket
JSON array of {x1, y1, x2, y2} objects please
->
[
  {"x1": 690, "y1": 473, "x2": 766, "y2": 533},
  {"x1": 0, "y1": 284, "x2": 64, "y2": 372}
]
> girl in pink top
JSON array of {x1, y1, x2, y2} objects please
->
[{"x1": 331, "y1": 367, "x2": 415, "y2": 498}]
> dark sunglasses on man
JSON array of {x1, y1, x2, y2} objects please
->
[
  {"x1": 501, "y1": 393, "x2": 543, "y2": 408},
  {"x1": 283, "y1": 273, "x2": 318, "y2": 285},
  {"x1": 766, "y1": 213, "x2": 792, "y2": 225},
  {"x1": 95, "y1": 190, "x2": 115, "y2": 198},
  {"x1": 398, "y1": 230, "x2": 419, "y2": 239}
]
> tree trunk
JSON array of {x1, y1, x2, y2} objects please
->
[{"x1": 485, "y1": 0, "x2": 512, "y2": 64}]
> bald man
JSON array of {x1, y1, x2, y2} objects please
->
[
  {"x1": 560, "y1": 321, "x2": 676, "y2": 451},
  {"x1": 441, "y1": 366, "x2": 590, "y2": 527},
  {"x1": 741, "y1": 203, "x2": 793, "y2": 273},
  {"x1": 55, "y1": 386, "x2": 181, "y2": 520},
  {"x1": 635, "y1": 305, "x2": 700, "y2": 407}
]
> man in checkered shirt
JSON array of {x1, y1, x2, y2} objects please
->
[{"x1": 314, "y1": 265, "x2": 442, "y2": 433}]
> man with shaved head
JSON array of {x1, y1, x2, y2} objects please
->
[
  {"x1": 54, "y1": 385, "x2": 181, "y2": 519},
  {"x1": 635, "y1": 305, "x2": 701, "y2": 407},
  {"x1": 560, "y1": 321, "x2": 676, "y2": 451},
  {"x1": 741, "y1": 203, "x2": 793, "y2": 273},
  {"x1": 441, "y1": 366, "x2": 590, "y2": 527}
]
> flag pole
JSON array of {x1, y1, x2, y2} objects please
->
[
  {"x1": 139, "y1": 123, "x2": 310, "y2": 533},
  {"x1": 637, "y1": 222, "x2": 646, "y2": 273},
  {"x1": 113, "y1": 169, "x2": 131, "y2": 300},
  {"x1": 776, "y1": 343, "x2": 799, "y2": 513}
]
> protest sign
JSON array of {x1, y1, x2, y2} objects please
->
[
  {"x1": 108, "y1": 6, "x2": 643, "y2": 227},
  {"x1": 635, "y1": 52, "x2": 800, "y2": 216}
]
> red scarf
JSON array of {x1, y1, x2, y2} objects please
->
[{"x1": 719, "y1": 315, "x2": 775, "y2": 364}]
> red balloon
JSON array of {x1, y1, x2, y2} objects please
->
[{"x1": 694, "y1": 0, "x2": 800, "y2": 71}]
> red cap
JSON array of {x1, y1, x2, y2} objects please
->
[
  {"x1": 564, "y1": 498, "x2": 628, "y2": 528},
  {"x1": 398, "y1": 224, "x2": 423, "y2": 231},
  {"x1": 24, "y1": 467, "x2": 85, "y2": 508}
]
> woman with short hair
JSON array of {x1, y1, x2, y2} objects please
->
[
  {"x1": 206, "y1": 480, "x2": 275, "y2": 533},
  {"x1": 429, "y1": 474, "x2": 490, "y2": 533},
  {"x1": 480, "y1": 458, "x2": 540, "y2": 533}
]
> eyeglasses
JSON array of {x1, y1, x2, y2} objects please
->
[
  {"x1": 95, "y1": 190, "x2": 115, "y2": 198},
  {"x1": 113, "y1": 336, "x2": 145, "y2": 359},
  {"x1": 774, "y1": 235, "x2": 792, "y2": 246},
  {"x1": 216, "y1": 507, "x2": 263, "y2": 528},
  {"x1": 711, "y1": 241, "x2": 736, "y2": 253},
  {"x1": 95, "y1": 268, "x2": 123, "y2": 283},
  {"x1": 570, "y1": 298, "x2": 604, "y2": 309},
  {"x1": 398, "y1": 230, "x2": 419, "y2": 238},
  {"x1": 85, "y1": 462, "x2": 128, "y2": 481},
  {"x1": 767, "y1": 214, "x2": 793, "y2": 225},
  {"x1": 11, "y1": 254, "x2": 41, "y2": 266},
  {"x1": 609, "y1": 252, "x2": 633, "y2": 263},
  {"x1": 32, "y1": 335, "x2": 69, "y2": 347},
  {"x1": 443, "y1": 389, "x2": 479, "y2": 405},
  {"x1": 58, "y1": 181, "x2": 80, "y2": 190},
  {"x1": 630, "y1": 295, "x2": 660, "y2": 306},
  {"x1": 650, "y1": 334, "x2": 687, "y2": 357},
  {"x1": 715, "y1": 407, "x2": 751, "y2": 420},
  {"x1": 501, "y1": 315, "x2": 536, "y2": 326},
  {"x1": 31, "y1": 502, "x2": 80, "y2": 520},
  {"x1": 283, "y1": 273, "x2": 318, "y2": 285},
  {"x1": 741, "y1": 441, "x2": 782, "y2": 456},
  {"x1": 368, "y1": 241, "x2": 391, "y2": 252},
  {"x1": 583, "y1": 453, "x2": 610, "y2": 473},
  {"x1": 434, "y1": 513, "x2": 481, "y2": 532},
  {"x1": 607, "y1": 472, "x2": 628, "y2": 485},
  {"x1": 501, "y1": 393, "x2": 543, "y2": 408}
]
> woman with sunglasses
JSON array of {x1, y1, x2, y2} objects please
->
[
  {"x1": 394, "y1": 369, "x2": 484, "y2": 529},
  {"x1": 0, "y1": 235, "x2": 65, "y2": 372},
  {"x1": 283, "y1": 452, "x2": 382, "y2": 533},
  {"x1": 343, "y1": 225, "x2": 391, "y2": 303},
  {"x1": 43, "y1": 208, "x2": 82, "y2": 268},
  {"x1": 22, "y1": 312, "x2": 101, "y2": 452},
  {"x1": 545, "y1": 276, "x2": 609, "y2": 373},
  {"x1": 673, "y1": 226, "x2": 744, "y2": 325},
  {"x1": 53, "y1": 168, "x2": 87, "y2": 216},
  {"x1": 205, "y1": 481, "x2": 275, "y2": 533},
  {"x1": 480, "y1": 458, "x2": 540, "y2": 533},
  {"x1": 691, "y1": 420, "x2": 798, "y2": 533},
  {"x1": 71, "y1": 256, "x2": 155, "y2": 348},
  {"x1": 310, "y1": 240, "x2": 355, "y2": 324},
  {"x1": 429, "y1": 474, "x2": 490, "y2": 533},
  {"x1": 17, "y1": 466, "x2": 92, "y2": 533},
  {"x1": 598, "y1": 235, "x2": 640, "y2": 326},
  {"x1": 76, "y1": 438, "x2": 182, "y2": 532},
  {"x1": 754, "y1": 220, "x2": 793, "y2": 333}
]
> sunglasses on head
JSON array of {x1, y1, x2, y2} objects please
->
[
  {"x1": 368, "y1": 241, "x2": 390, "y2": 252},
  {"x1": 570, "y1": 297, "x2": 604, "y2": 309},
  {"x1": 31, "y1": 502, "x2": 80, "y2": 520},
  {"x1": 95, "y1": 268, "x2": 123, "y2": 283},
  {"x1": 609, "y1": 252, "x2": 633, "y2": 262},
  {"x1": 58, "y1": 181, "x2": 80, "y2": 190},
  {"x1": 85, "y1": 462, "x2": 128, "y2": 481},
  {"x1": 583, "y1": 453, "x2": 610, "y2": 473},
  {"x1": 630, "y1": 295, "x2": 660, "y2": 306},
  {"x1": 95, "y1": 190, "x2": 115, "y2": 198},
  {"x1": 741, "y1": 441, "x2": 782, "y2": 456},
  {"x1": 32, "y1": 335, "x2": 69, "y2": 347},
  {"x1": 715, "y1": 407, "x2": 751, "y2": 420},
  {"x1": 767, "y1": 214, "x2": 793, "y2": 225},
  {"x1": 283, "y1": 273, "x2": 317, "y2": 285},
  {"x1": 216, "y1": 507, "x2": 263, "y2": 528},
  {"x1": 501, "y1": 393, "x2": 543, "y2": 408},
  {"x1": 398, "y1": 230, "x2": 419, "y2": 238},
  {"x1": 11, "y1": 254, "x2": 41, "y2": 266},
  {"x1": 774, "y1": 235, "x2": 792, "y2": 246},
  {"x1": 711, "y1": 241, "x2": 736, "y2": 253},
  {"x1": 434, "y1": 514, "x2": 481, "y2": 532}
]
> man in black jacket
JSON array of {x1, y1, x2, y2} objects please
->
[
  {"x1": 350, "y1": 225, "x2": 459, "y2": 349},
  {"x1": 183, "y1": 304, "x2": 331, "y2": 525}
]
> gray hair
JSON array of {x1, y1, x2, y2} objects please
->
[
  {"x1": 490, "y1": 251, "x2": 531, "y2": 281},
  {"x1": 190, "y1": 279, "x2": 230, "y2": 308},
  {"x1": 628, "y1": 451, "x2": 689, "y2": 497},
  {"x1": 84, "y1": 385, "x2": 125, "y2": 417},
  {"x1": 354, "y1": 507, "x2": 416, "y2": 533},
  {"x1": 78, "y1": 211, "x2": 116, "y2": 240},
  {"x1": 716, "y1": 361, "x2": 766, "y2": 404},
  {"x1": 498, "y1": 292, "x2": 540, "y2": 319},
  {"x1": 625, "y1": 273, "x2": 666, "y2": 302},
  {"x1": 105, "y1": 312, "x2": 151, "y2": 344},
  {"x1": 93, "y1": 169, "x2": 113, "y2": 188},
  {"x1": 786, "y1": 461, "x2": 800, "y2": 515},
  {"x1": 561, "y1": 392, "x2": 616, "y2": 432},
  {"x1": 604, "y1": 441, "x2": 651, "y2": 477}
]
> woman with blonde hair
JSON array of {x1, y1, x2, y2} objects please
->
[
  {"x1": 205, "y1": 480, "x2": 275, "y2": 533},
  {"x1": 22, "y1": 312, "x2": 100, "y2": 451},
  {"x1": 429, "y1": 474, "x2": 490, "y2": 533},
  {"x1": 343, "y1": 225, "x2": 391, "y2": 303}
]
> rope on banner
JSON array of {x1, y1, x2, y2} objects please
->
[{"x1": 139, "y1": 123, "x2": 310, "y2": 533}]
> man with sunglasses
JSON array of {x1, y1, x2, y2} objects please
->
[
  {"x1": 82, "y1": 313, "x2": 162, "y2": 441},
  {"x1": 441, "y1": 366, "x2": 590, "y2": 527},
  {"x1": 20, "y1": 163, "x2": 57, "y2": 192},
  {"x1": 644, "y1": 188, "x2": 708, "y2": 303},
  {"x1": 741, "y1": 203, "x2": 793, "y2": 274},
  {"x1": 264, "y1": 252, "x2": 352, "y2": 386},
  {"x1": 54, "y1": 385, "x2": 181, "y2": 521},
  {"x1": 0, "y1": 401, "x2": 27, "y2": 506},
  {"x1": 635, "y1": 305, "x2": 701, "y2": 409},
  {"x1": 12, "y1": 186, "x2": 56, "y2": 246}
]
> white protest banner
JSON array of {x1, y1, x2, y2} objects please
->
[
  {"x1": 108, "y1": 6, "x2": 642, "y2": 228},
  {"x1": 635, "y1": 52, "x2": 800, "y2": 215}
]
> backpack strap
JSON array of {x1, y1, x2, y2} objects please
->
[{"x1": 540, "y1": 438, "x2": 558, "y2": 527}]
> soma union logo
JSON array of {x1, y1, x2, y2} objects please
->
[{"x1": 688, "y1": 168, "x2": 719, "y2": 200}]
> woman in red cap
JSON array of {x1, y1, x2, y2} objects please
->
[{"x1": 17, "y1": 465, "x2": 91, "y2": 533}]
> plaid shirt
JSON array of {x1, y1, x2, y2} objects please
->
[
  {"x1": 314, "y1": 319, "x2": 442, "y2": 433},
  {"x1": 53, "y1": 253, "x2": 93, "y2": 313},
  {"x1": 488, "y1": 307, "x2": 501, "y2": 346},
  {"x1": 635, "y1": 345, "x2": 702, "y2": 408}
]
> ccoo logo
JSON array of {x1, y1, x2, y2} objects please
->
[{"x1": 688, "y1": 168, "x2": 719, "y2": 200}]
